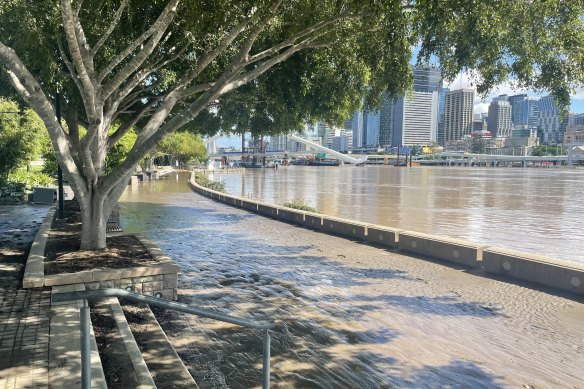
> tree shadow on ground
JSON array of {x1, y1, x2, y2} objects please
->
[
  {"x1": 123, "y1": 200, "x2": 507, "y2": 387},
  {"x1": 154, "y1": 303, "x2": 505, "y2": 389},
  {"x1": 315, "y1": 294, "x2": 506, "y2": 318}
]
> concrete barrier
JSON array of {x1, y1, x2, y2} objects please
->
[
  {"x1": 321, "y1": 216, "x2": 368, "y2": 240},
  {"x1": 483, "y1": 248, "x2": 584, "y2": 295},
  {"x1": 278, "y1": 209, "x2": 305, "y2": 224},
  {"x1": 257, "y1": 203, "x2": 279, "y2": 218},
  {"x1": 303, "y1": 212, "x2": 323, "y2": 230},
  {"x1": 398, "y1": 231, "x2": 485, "y2": 268},
  {"x1": 188, "y1": 171, "x2": 584, "y2": 297},
  {"x1": 366, "y1": 225, "x2": 401, "y2": 248},
  {"x1": 242, "y1": 200, "x2": 259, "y2": 212}
]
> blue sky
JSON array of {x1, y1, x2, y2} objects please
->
[
  {"x1": 410, "y1": 47, "x2": 584, "y2": 114},
  {"x1": 444, "y1": 71, "x2": 584, "y2": 114}
]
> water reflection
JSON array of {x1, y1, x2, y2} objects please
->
[{"x1": 216, "y1": 166, "x2": 583, "y2": 263}]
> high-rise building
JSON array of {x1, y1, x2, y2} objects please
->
[
  {"x1": 437, "y1": 87, "x2": 449, "y2": 145},
  {"x1": 508, "y1": 94, "x2": 526, "y2": 125},
  {"x1": 487, "y1": 99, "x2": 512, "y2": 137},
  {"x1": 472, "y1": 113, "x2": 487, "y2": 133},
  {"x1": 365, "y1": 111, "x2": 381, "y2": 146},
  {"x1": 413, "y1": 65, "x2": 442, "y2": 92},
  {"x1": 351, "y1": 111, "x2": 364, "y2": 148},
  {"x1": 538, "y1": 95, "x2": 567, "y2": 144},
  {"x1": 392, "y1": 91, "x2": 438, "y2": 146},
  {"x1": 347, "y1": 65, "x2": 442, "y2": 148},
  {"x1": 569, "y1": 113, "x2": 584, "y2": 126},
  {"x1": 444, "y1": 88, "x2": 475, "y2": 142},
  {"x1": 268, "y1": 135, "x2": 288, "y2": 151},
  {"x1": 331, "y1": 135, "x2": 349, "y2": 152},
  {"x1": 379, "y1": 94, "x2": 394, "y2": 147},
  {"x1": 508, "y1": 94, "x2": 540, "y2": 127}
]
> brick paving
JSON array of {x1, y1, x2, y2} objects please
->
[{"x1": 0, "y1": 205, "x2": 50, "y2": 389}]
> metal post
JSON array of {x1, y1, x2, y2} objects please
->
[
  {"x1": 55, "y1": 93, "x2": 65, "y2": 219},
  {"x1": 58, "y1": 165, "x2": 64, "y2": 219},
  {"x1": 80, "y1": 300, "x2": 92, "y2": 389},
  {"x1": 262, "y1": 329, "x2": 271, "y2": 389}
]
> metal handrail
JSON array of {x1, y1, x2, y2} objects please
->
[{"x1": 52, "y1": 289, "x2": 275, "y2": 389}]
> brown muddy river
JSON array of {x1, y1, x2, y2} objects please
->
[
  {"x1": 214, "y1": 166, "x2": 584, "y2": 263},
  {"x1": 119, "y1": 172, "x2": 584, "y2": 388}
]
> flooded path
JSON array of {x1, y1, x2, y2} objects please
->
[{"x1": 120, "y1": 172, "x2": 584, "y2": 388}]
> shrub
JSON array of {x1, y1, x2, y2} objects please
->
[
  {"x1": 283, "y1": 199, "x2": 319, "y2": 213},
  {"x1": 194, "y1": 172, "x2": 226, "y2": 193},
  {"x1": 7, "y1": 170, "x2": 55, "y2": 190}
]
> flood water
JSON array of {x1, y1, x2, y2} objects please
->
[
  {"x1": 118, "y1": 172, "x2": 584, "y2": 388},
  {"x1": 214, "y1": 166, "x2": 584, "y2": 263}
]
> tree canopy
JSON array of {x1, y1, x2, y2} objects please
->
[
  {"x1": 1, "y1": 0, "x2": 583, "y2": 249},
  {"x1": 0, "y1": 98, "x2": 47, "y2": 180},
  {"x1": 158, "y1": 131, "x2": 206, "y2": 167}
]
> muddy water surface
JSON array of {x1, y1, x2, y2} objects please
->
[
  {"x1": 216, "y1": 166, "x2": 584, "y2": 263},
  {"x1": 120, "y1": 172, "x2": 584, "y2": 388}
]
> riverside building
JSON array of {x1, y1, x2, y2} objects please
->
[{"x1": 444, "y1": 88, "x2": 475, "y2": 142}]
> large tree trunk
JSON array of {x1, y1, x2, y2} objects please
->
[{"x1": 78, "y1": 190, "x2": 108, "y2": 250}]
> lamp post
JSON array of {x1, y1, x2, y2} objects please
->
[{"x1": 55, "y1": 93, "x2": 64, "y2": 219}]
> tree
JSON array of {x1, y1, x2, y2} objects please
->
[
  {"x1": 158, "y1": 132, "x2": 206, "y2": 167},
  {"x1": 0, "y1": 98, "x2": 47, "y2": 180},
  {"x1": 470, "y1": 137, "x2": 486, "y2": 154},
  {"x1": 1, "y1": 1, "x2": 584, "y2": 249}
]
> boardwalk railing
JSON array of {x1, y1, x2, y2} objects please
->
[{"x1": 52, "y1": 289, "x2": 276, "y2": 389}]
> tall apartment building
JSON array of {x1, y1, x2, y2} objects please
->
[
  {"x1": 379, "y1": 94, "x2": 394, "y2": 147},
  {"x1": 349, "y1": 65, "x2": 442, "y2": 148},
  {"x1": 365, "y1": 111, "x2": 381, "y2": 146},
  {"x1": 508, "y1": 94, "x2": 526, "y2": 124},
  {"x1": 444, "y1": 88, "x2": 475, "y2": 142},
  {"x1": 351, "y1": 111, "x2": 364, "y2": 148},
  {"x1": 331, "y1": 135, "x2": 349, "y2": 152},
  {"x1": 538, "y1": 95, "x2": 567, "y2": 144},
  {"x1": 392, "y1": 91, "x2": 438, "y2": 146},
  {"x1": 267, "y1": 135, "x2": 288, "y2": 151},
  {"x1": 487, "y1": 100, "x2": 513, "y2": 137},
  {"x1": 508, "y1": 94, "x2": 540, "y2": 127},
  {"x1": 437, "y1": 87, "x2": 449, "y2": 145}
]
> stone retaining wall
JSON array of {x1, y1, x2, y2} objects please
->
[
  {"x1": 189, "y1": 172, "x2": 584, "y2": 296},
  {"x1": 24, "y1": 208, "x2": 179, "y2": 300}
]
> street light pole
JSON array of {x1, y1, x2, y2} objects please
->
[{"x1": 56, "y1": 93, "x2": 64, "y2": 219}]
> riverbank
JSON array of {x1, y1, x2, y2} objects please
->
[{"x1": 119, "y1": 172, "x2": 584, "y2": 388}]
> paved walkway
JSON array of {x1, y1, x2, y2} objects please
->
[{"x1": 0, "y1": 204, "x2": 51, "y2": 389}]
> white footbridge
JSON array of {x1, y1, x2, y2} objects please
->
[{"x1": 288, "y1": 135, "x2": 368, "y2": 164}]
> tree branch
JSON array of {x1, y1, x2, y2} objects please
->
[
  {"x1": 92, "y1": 0, "x2": 129, "y2": 54},
  {"x1": 221, "y1": 41, "x2": 315, "y2": 95},
  {"x1": 179, "y1": 82, "x2": 214, "y2": 98},
  {"x1": 60, "y1": 0, "x2": 99, "y2": 125},
  {"x1": 105, "y1": 41, "x2": 190, "y2": 119},
  {"x1": 248, "y1": 13, "x2": 360, "y2": 65},
  {"x1": 56, "y1": 36, "x2": 85, "y2": 95},
  {"x1": 97, "y1": 0, "x2": 180, "y2": 85},
  {"x1": 107, "y1": 101, "x2": 155, "y2": 150},
  {"x1": 174, "y1": 18, "x2": 250, "y2": 89}
]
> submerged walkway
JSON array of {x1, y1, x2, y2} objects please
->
[{"x1": 120, "y1": 174, "x2": 584, "y2": 389}]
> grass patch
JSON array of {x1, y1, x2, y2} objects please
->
[
  {"x1": 283, "y1": 199, "x2": 319, "y2": 213},
  {"x1": 194, "y1": 172, "x2": 226, "y2": 192}
]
